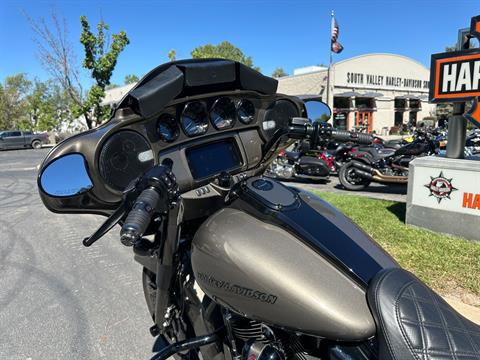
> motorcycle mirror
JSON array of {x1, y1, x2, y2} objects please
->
[
  {"x1": 39, "y1": 153, "x2": 93, "y2": 197},
  {"x1": 303, "y1": 98, "x2": 332, "y2": 123}
]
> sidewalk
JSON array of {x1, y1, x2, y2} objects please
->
[{"x1": 444, "y1": 296, "x2": 480, "y2": 324}]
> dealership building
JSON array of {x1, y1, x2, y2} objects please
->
[{"x1": 277, "y1": 53, "x2": 436, "y2": 134}]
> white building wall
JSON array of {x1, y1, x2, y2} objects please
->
[{"x1": 278, "y1": 53, "x2": 435, "y2": 133}]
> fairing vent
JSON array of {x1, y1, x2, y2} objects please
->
[{"x1": 99, "y1": 130, "x2": 154, "y2": 191}]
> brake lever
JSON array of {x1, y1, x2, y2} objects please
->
[
  {"x1": 82, "y1": 203, "x2": 127, "y2": 247},
  {"x1": 82, "y1": 179, "x2": 140, "y2": 247}
]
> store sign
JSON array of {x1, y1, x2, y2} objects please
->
[
  {"x1": 346, "y1": 72, "x2": 429, "y2": 90},
  {"x1": 411, "y1": 167, "x2": 480, "y2": 216},
  {"x1": 429, "y1": 15, "x2": 480, "y2": 127},
  {"x1": 429, "y1": 51, "x2": 480, "y2": 103}
]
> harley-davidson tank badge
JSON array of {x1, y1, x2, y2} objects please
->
[{"x1": 425, "y1": 171, "x2": 458, "y2": 203}]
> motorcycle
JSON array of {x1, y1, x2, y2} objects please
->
[
  {"x1": 37, "y1": 59, "x2": 478, "y2": 360},
  {"x1": 338, "y1": 130, "x2": 439, "y2": 190},
  {"x1": 265, "y1": 140, "x2": 333, "y2": 181}
]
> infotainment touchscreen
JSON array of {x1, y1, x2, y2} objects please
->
[{"x1": 186, "y1": 138, "x2": 243, "y2": 180}]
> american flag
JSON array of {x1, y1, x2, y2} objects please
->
[
  {"x1": 331, "y1": 15, "x2": 343, "y2": 54},
  {"x1": 332, "y1": 41, "x2": 343, "y2": 54},
  {"x1": 331, "y1": 17, "x2": 339, "y2": 42}
]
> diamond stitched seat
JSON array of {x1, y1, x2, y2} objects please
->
[{"x1": 367, "y1": 268, "x2": 480, "y2": 360}]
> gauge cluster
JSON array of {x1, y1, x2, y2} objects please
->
[
  {"x1": 155, "y1": 96, "x2": 259, "y2": 146},
  {"x1": 93, "y1": 93, "x2": 301, "y2": 196}
]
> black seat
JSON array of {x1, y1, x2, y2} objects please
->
[{"x1": 367, "y1": 268, "x2": 480, "y2": 360}]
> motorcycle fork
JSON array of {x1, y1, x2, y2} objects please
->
[{"x1": 154, "y1": 201, "x2": 184, "y2": 330}]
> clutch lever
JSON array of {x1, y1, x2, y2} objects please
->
[{"x1": 82, "y1": 203, "x2": 127, "y2": 247}]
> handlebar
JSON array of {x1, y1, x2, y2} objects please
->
[
  {"x1": 330, "y1": 129, "x2": 374, "y2": 145},
  {"x1": 120, "y1": 187, "x2": 161, "y2": 246}
]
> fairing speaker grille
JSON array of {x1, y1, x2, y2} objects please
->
[{"x1": 99, "y1": 130, "x2": 154, "y2": 191}]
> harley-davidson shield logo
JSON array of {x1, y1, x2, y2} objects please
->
[{"x1": 425, "y1": 171, "x2": 458, "y2": 203}]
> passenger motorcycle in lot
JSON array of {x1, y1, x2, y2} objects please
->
[
  {"x1": 37, "y1": 59, "x2": 479, "y2": 360},
  {"x1": 338, "y1": 130, "x2": 439, "y2": 191}
]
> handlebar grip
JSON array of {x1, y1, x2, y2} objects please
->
[
  {"x1": 120, "y1": 187, "x2": 160, "y2": 246},
  {"x1": 330, "y1": 130, "x2": 373, "y2": 145}
]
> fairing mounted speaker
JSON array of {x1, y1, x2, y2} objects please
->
[{"x1": 99, "y1": 130, "x2": 154, "y2": 191}]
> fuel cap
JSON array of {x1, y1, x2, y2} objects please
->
[
  {"x1": 246, "y1": 177, "x2": 298, "y2": 210},
  {"x1": 252, "y1": 178, "x2": 274, "y2": 191}
]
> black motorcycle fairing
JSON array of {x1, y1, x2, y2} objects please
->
[
  {"x1": 368, "y1": 268, "x2": 480, "y2": 360},
  {"x1": 38, "y1": 61, "x2": 305, "y2": 215},
  {"x1": 229, "y1": 178, "x2": 398, "y2": 287},
  {"x1": 117, "y1": 59, "x2": 278, "y2": 119}
]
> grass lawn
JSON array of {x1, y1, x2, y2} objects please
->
[{"x1": 313, "y1": 191, "x2": 480, "y2": 305}]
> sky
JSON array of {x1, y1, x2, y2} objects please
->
[{"x1": 1, "y1": 0, "x2": 479, "y2": 88}]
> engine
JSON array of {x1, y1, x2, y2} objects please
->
[{"x1": 226, "y1": 312, "x2": 378, "y2": 360}]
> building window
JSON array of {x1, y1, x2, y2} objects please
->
[
  {"x1": 333, "y1": 112, "x2": 348, "y2": 130},
  {"x1": 355, "y1": 97, "x2": 375, "y2": 110},
  {"x1": 395, "y1": 98, "x2": 407, "y2": 110},
  {"x1": 409, "y1": 99, "x2": 421, "y2": 110},
  {"x1": 334, "y1": 96, "x2": 351, "y2": 109}
]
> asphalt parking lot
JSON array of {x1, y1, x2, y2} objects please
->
[
  {"x1": 0, "y1": 149, "x2": 154, "y2": 359},
  {"x1": 0, "y1": 148, "x2": 407, "y2": 360}
]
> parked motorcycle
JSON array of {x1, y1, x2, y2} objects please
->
[
  {"x1": 338, "y1": 130, "x2": 439, "y2": 190},
  {"x1": 37, "y1": 60, "x2": 478, "y2": 360},
  {"x1": 266, "y1": 147, "x2": 331, "y2": 181}
]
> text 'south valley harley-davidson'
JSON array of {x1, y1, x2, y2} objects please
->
[{"x1": 37, "y1": 60, "x2": 479, "y2": 360}]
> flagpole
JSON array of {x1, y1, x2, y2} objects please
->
[{"x1": 326, "y1": 10, "x2": 334, "y2": 112}]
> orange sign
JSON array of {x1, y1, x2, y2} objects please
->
[{"x1": 463, "y1": 192, "x2": 480, "y2": 210}]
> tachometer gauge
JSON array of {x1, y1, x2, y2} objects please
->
[
  {"x1": 237, "y1": 99, "x2": 255, "y2": 124},
  {"x1": 181, "y1": 101, "x2": 209, "y2": 137},
  {"x1": 157, "y1": 114, "x2": 179, "y2": 143},
  {"x1": 210, "y1": 97, "x2": 236, "y2": 130}
]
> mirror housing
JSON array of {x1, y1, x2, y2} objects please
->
[
  {"x1": 302, "y1": 97, "x2": 332, "y2": 123},
  {"x1": 39, "y1": 153, "x2": 93, "y2": 197}
]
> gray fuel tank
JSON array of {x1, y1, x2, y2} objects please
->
[{"x1": 191, "y1": 178, "x2": 398, "y2": 341}]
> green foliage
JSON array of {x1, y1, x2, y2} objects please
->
[
  {"x1": 271, "y1": 67, "x2": 288, "y2": 78},
  {"x1": 0, "y1": 74, "x2": 74, "y2": 131},
  {"x1": 0, "y1": 74, "x2": 31, "y2": 130},
  {"x1": 167, "y1": 49, "x2": 176, "y2": 62},
  {"x1": 27, "y1": 80, "x2": 74, "y2": 131},
  {"x1": 445, "y1": 45, "x2": 456, "y2": 52},
  {"x1": 78, "y1": 15, "x2": 130, "y2": 127},
  {"x1": 191, "y1": 41, "x2": 260, "y2": 72},
  {"x1": 124, "y1": 74, "x2": 139, "y2": 84}
]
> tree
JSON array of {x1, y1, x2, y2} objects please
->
[
  {"x1": 271, "y1": 67, "x2": 288, "y2": 78},
  {"x1": 167, "y1": 49, "x2": 176, "y2": 62},
  {"x1": 28, "y1": 8, "x2": 130, "y2": 129},
  {"x1": 78, "y1": 16, "x2": 130, "y2": 127},
  {"x1": 445, "y1": 45, "x2": 456, "y2": 52},
  {"x1": 26, "y1": 80, "x2": 74, "y2": 131},
  {"x1": 124, "y1": 74, "x2": 139, "y2": 84},
  {"x1": 191, "y1": 41, "x2": 260, "y2": 71},
  {"x1": 27, "y1": 8, "x2": 85, "y2": 126},
  {"x1": 0, "y1": 74, "x2": 31, "y2": 130}
]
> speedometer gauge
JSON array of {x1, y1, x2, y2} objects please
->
[
  {"x1": 210, "y1": 97, "x2": 235, "y2": 130},
  {"x1": 181, "y1": 101, "x2": 209, "y2": 137},
  {"x1": 157, "y1": 114, "x2": 179, "y2": 143},
  {"x1": 237, "y1": 99, "x2": 255, "y2": 124}
]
